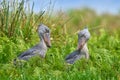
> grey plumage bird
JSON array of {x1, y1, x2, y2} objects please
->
[
  {"x1": 14, "y1": 24, "x2": 51, "y2": 62},
  {"x1": 65, "y1": 27, "x2": 90, "y2": 64}
]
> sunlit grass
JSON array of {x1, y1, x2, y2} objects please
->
[{"x1": 0, "y1": 30, "x2": 120, "y2": 79}]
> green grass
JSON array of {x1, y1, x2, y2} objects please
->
[
  {"x1": 0, "y1": 0, "x2": 120, "y2": 80},
  {"x1": 0, "y1": 29, "x2": 120, "y2": 80}
]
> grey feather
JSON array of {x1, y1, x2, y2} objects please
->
[
  {"x1": 65, "y1": 27, "x2": 90, "y2": 64},
  {"x1": 14, "y1": 24, "x2": 51, "y2": 62},
  {"x1": 78, "y1": 27, "x2": 90, "y2": 41}
]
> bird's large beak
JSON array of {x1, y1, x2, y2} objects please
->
[
  {"x1": 77, "y1": 37, "x2": 86, "y2": 50},
  {"x1": 43, "y1": 33, "x2": 51, "y2": 48}
]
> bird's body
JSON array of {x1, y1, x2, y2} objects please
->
[
  {"x1": 18, "y1": 40, "x2": 47, "y2": 60},
  {"x1": 14, "y1": 24, "x2": 51, "y2": 62},
  {"x1": 65, "y1": 44, "x2": 89, "y2": 64},
  {"x1": 65, "y1": 27, "x2": 90, "y2": 64}
]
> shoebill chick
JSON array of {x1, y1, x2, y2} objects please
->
[
  {"x1": 65, "y1": 27, "x2": 90, "y2": 64},
  {"x1": 14, "y1": 24, "x2": 51, "y2": 62}
]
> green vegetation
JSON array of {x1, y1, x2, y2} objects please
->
[{"x1": 0, "y1": 0, "x2": 120, "y2": 80}]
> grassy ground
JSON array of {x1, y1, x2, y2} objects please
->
[
  {"x1": 0, "y1": 29, "x2": 120, "y2": 80},
  {"x1": 0, "y1": 0, "x2": 120, "y2": 80}
]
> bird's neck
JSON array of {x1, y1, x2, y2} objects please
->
[
  {"x1": 78, "y1": 43, "x2": 87, "y2": 52},
  {"x1": 39, "y1": 38, "x2": 47, "y2": 50},
  {"x1": 78, "y1": 43, "x2": 89, "y2": 59}
]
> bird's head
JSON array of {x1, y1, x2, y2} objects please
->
[
  {"x1": 77, "y1": 27, "x2": 90, "y2": 50},
  {"x1": 38, "y1": 24, "x2": 51, "y2": 48}
]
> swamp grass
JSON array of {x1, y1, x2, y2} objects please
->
[{"x1": 0, "y1": 0, "x2": 120, "y2": 80}]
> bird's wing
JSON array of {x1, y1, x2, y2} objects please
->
[
  {"x1": 18, "y1": 44, "x2": 40, "y2": 59},
  {"x1": 65, "y1": 50, "x2": 79, "y2": 60}
]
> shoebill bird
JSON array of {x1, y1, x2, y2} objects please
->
[
  {"x1": 65, "y1": 27, "x2": 90, "y2": 64},
  {"x1": 14, "y1": 24, "x2": 51, "y2": 62}
]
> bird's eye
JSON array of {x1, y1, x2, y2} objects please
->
[{"x1": 45, "y1": 29, "x2": 50, "y2": 33}]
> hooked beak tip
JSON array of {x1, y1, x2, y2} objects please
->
[{"x1": 47, "y1": 45, "x2": 51, "y2": 48}]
